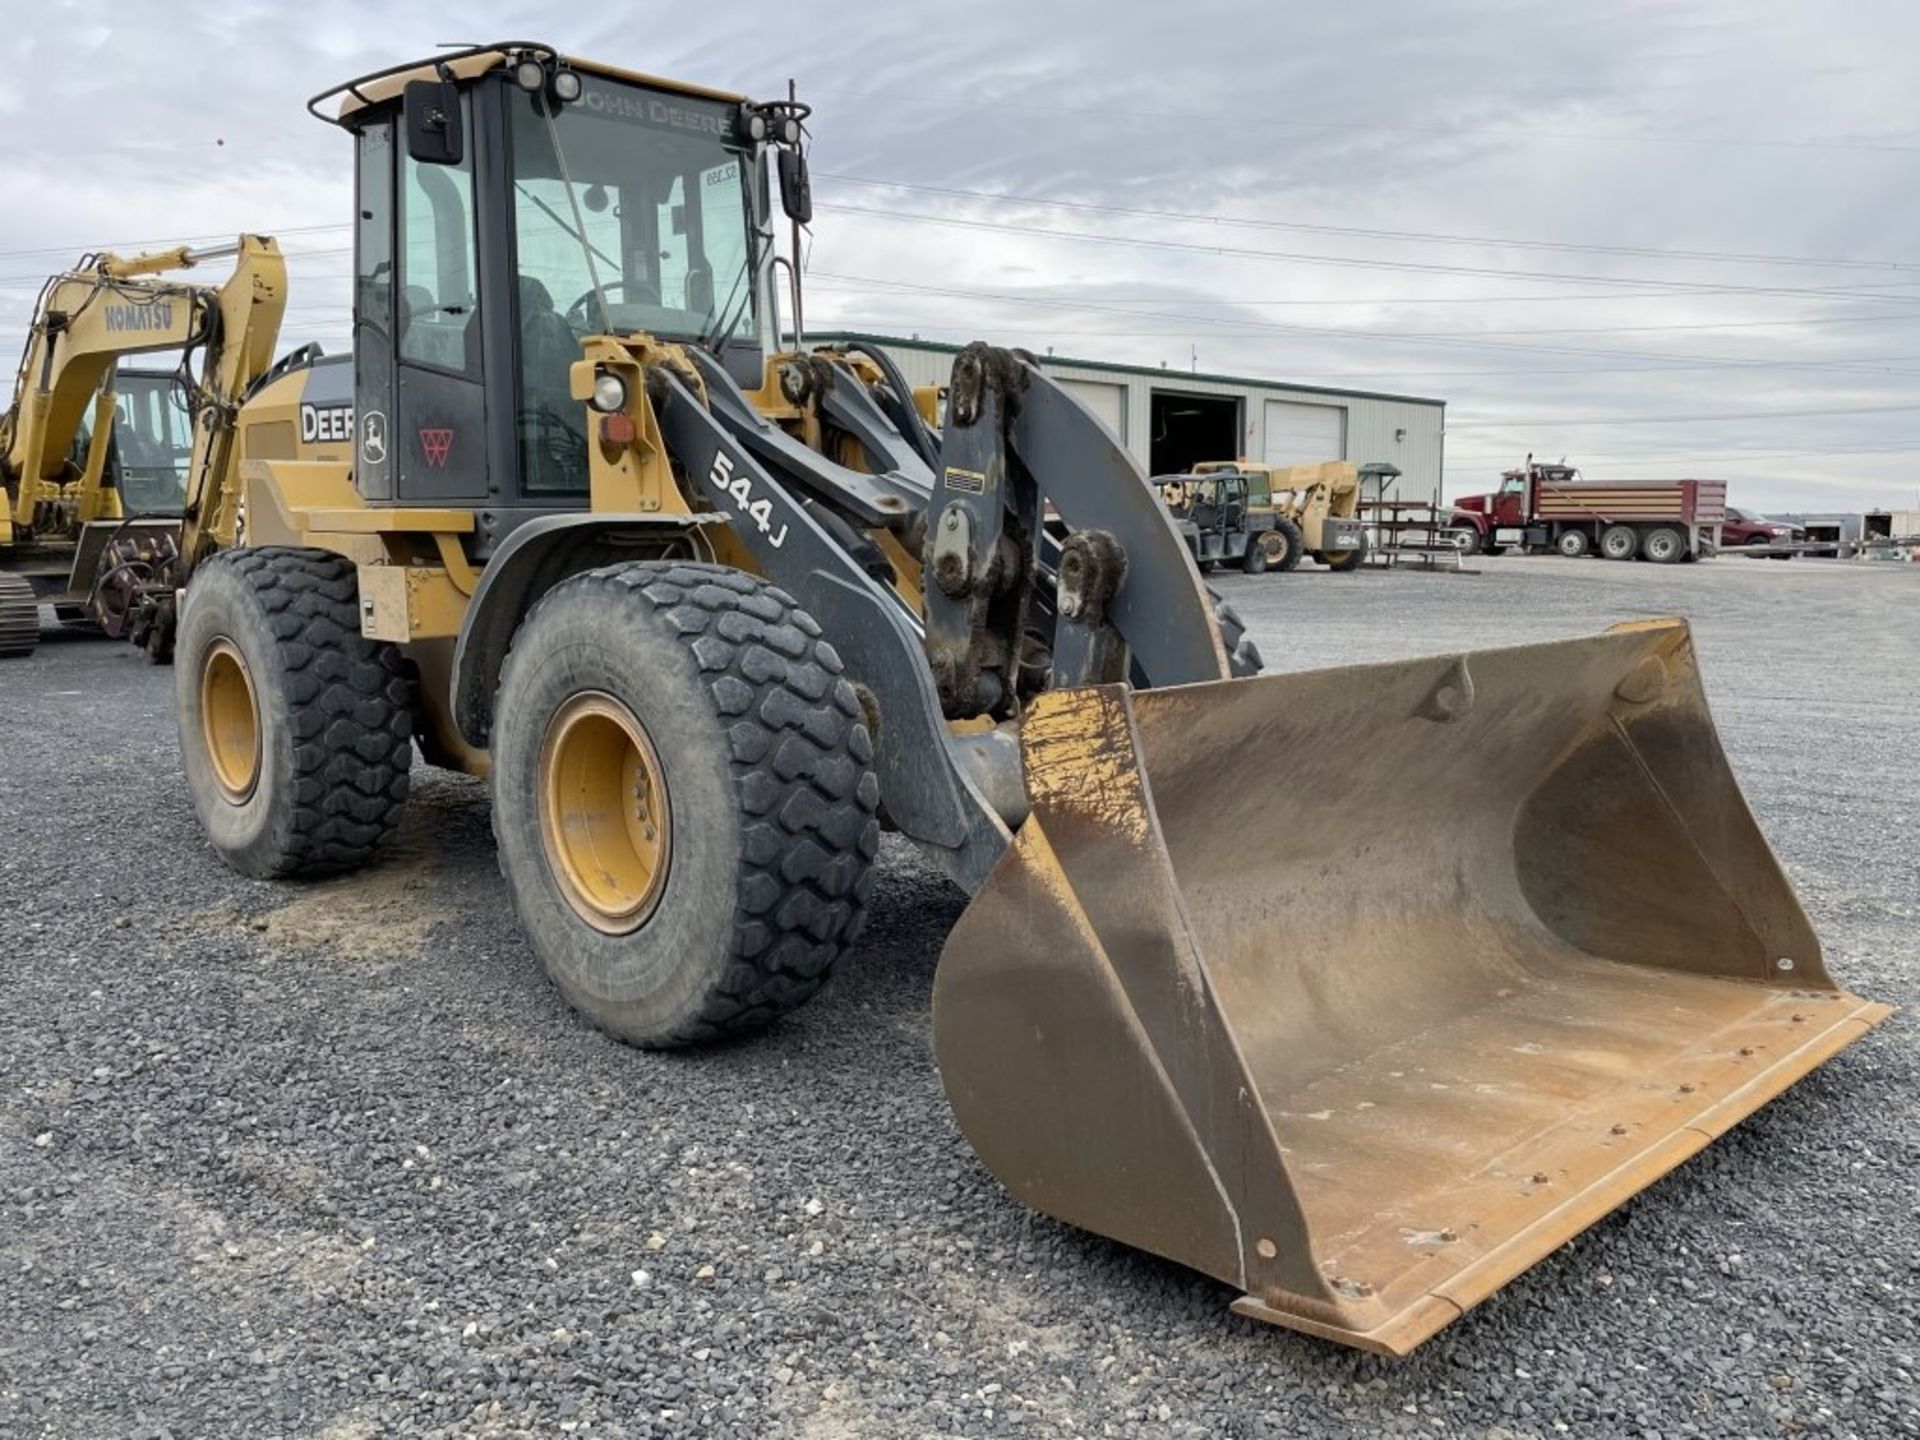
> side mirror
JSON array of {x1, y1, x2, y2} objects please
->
[
  {"x1": 404, "y1": 79, "x2": 464, "y2": 166},
  {"x1": 777, "y1": 148, "x2": 812, "y2": 225}
]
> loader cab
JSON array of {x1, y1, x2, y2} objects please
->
[{"x1": 334, "y1": 47, "x2": 780, "y2": 542}]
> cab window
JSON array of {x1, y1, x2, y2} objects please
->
[{"x1": 398, "y1": 96, "x2": 479, "y2": 374}]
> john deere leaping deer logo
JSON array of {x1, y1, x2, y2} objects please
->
[
  {"x1": 420, "y1": 428, "x2": 454, "y2": 467},
  {"x1": 360, "y1": 410, "x2": 387, "y2": 466}
]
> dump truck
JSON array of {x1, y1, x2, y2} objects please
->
[
  {"x1": 1449, "y1": 458, "x2": 1726, "y2": 562},
  {"x1": 1193, "y1": 458, "x2": 1375, "y2": 570},
  {"x1": 116, "y1": 42, "x2": 1888, "y2": 1356},
  {"x1": 0, "y1": 244, "x2": 287, "y2": 656}
]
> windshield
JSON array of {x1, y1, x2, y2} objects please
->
[
  {"x1": 112, "y1": 371, "x2": 193, "y2": 513},
  {"x1": 509, "y1": 76, "x2": 759, "y2": 492},
  {"x1": 511, "y1": 79, "x2": 757, "y2": 344}
]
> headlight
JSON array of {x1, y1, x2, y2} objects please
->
[
  {"x1": 741, "y1": 105, "x2": 769, "y2": 143},
  {"x1": 590, "y1": 372, "x2": 628, "y2": 413},
  {"x1": 778, "y1": 115, "x2": 802, "y2": 145},
  {"x1": 514, "y1": 58, "x2": 547, "y2": 92},
  {"x1": 551, "y1": 68, "x2": 582, "y2": 103}
]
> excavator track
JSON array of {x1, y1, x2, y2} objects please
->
[{"x1": 0, "y1": 571, "x2": 40, "y2": 658}]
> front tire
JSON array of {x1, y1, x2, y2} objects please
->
[
  {"x1": 490, "y1": 562, "x2": 880, "y2": 1048},
  {"x1": 1267, "y1": 518, "x2": 1305, "y2": 572},
  {"x1": 177, "y1": 548, "x2": 415, "y2": 878},
  {"x1": 1450, "y1": 526, "x2": 1484, "y2": 556}
]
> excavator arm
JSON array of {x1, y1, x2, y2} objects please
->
[{"x1": 0, "y1": 237, "x2": 286, "y2": 648}]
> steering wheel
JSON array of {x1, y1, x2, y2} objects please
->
[{"x1": 566, "y1": 280, "x2": 659, "y2": 329}]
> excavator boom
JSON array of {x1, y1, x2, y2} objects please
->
[{"x1": 0, "y1": 237, "x2": 286, "y2": 655}]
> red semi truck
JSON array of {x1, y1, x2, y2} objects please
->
[{"x1": 1449, "y1": 460, "x2": 1726, "y2": 562}]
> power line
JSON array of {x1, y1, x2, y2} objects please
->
[
  {"x1": 1449, "y1": 403, "x2": 1920, "y2": 429},
  {"x1": 816, "y1": 172, "x2": 1917, "y2": 273},
  {"x1": 0, "y1": 222, "x2": 350, "y2": 265},
  {"x1": 1449, "y1": 441, "x2": 1920, "y2": 464},
  {"x1": 818, "y1": 204, "x2": 1920, "y2": 305},
  {"x1": 806, "y1": 86, "x2": 1920, "y2": 156},
  {"x1": 806, "y1": 270, "x2": 1920, "y2": 376}
]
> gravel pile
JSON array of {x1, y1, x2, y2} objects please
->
[{"x1": 2, "y1": 557, "x2": 1914, "y2": 1438}]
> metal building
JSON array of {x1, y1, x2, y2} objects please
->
[{"x1": 806, "y1": 331, "x2": 1447, "y2": 500}]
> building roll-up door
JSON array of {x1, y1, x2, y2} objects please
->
[
  {"x1": 1262, "y1": 399, "x2": 1346, "y2": 467},
  {"x1": 1058, "y1": 378, "x2": 1128, "y2": 442}
]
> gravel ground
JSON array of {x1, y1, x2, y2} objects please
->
[{"x1": 1, "y1": 554, "x2": 1914, "y2": 1439}]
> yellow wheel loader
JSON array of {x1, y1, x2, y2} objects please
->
[
  {"x1": 1195, "y1": 457, "x2": 1379, "y2": 571},
  {"x1": 0, "y1": 241, "x2": 289, "y2": 656},
  {"x1": 147, "y1": 42, "x2": 1888, "y2": 1355}
]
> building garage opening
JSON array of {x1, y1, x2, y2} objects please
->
[{"x1": 1150, "y1": 391, "x2": 1239, "y2": 476}]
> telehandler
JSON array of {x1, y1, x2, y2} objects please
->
[
  {"x1": 143, "y1": 42, "x2": 1887, "y2": 1355},
  {"x1": 1151, "y1": 468, "x2": 1293, "y2": 573},
  {"x1": 1192, "y1": 457, "x2": 1378, "y2": 571},
  {"x1": 0, "y1": 243, "x2": 289, "y2": 656}
]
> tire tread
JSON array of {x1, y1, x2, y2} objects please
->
[
  {"x1": 494, "y1": 561, "x2": 879, "y2": 1046},
  {"x1": 197, "y1": 547, "x2": 413, "y2": 875}
]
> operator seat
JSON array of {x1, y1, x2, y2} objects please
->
[
  {"x1": 517, "y1": 275, "x2": 587, "y2": 488},
  {"x1": 518, "y1": 276, "x2": 580, "y2": 386}
]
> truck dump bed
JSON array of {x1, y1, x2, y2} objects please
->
[{"x1": 1533, "y1": 478, "x2": 1727, "y2": 525}]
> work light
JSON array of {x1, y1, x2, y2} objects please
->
[{"x1": 590, "y1": 371, "x2": 628, "y2": 414}]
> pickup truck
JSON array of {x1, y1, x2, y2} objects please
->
[
  {"x1": 1721, "y1": 506, "x2": 1805, "y2": 558},
  {"x1": 1449, "y1": 460, "x2": 1726, "y2": 562}
]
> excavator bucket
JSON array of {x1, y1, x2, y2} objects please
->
[{"x1": 934, "y1": 619, "x2": 1889, "y2": 1355}]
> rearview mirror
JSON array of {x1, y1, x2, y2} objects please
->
[
  {"x1": 404, "y1": 79, "x2": 464, "y2": 166},
  {"x1": 777, "y1": 148, "x2": 812, "y2": 225}
]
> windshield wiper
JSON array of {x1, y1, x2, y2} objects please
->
[
  {"x1": 514, "y1": 183, "x2": 618, "y2": 299},
  {"x1": 699, "y1": 244, "x2": 758, "y2": 357},
  {"x1": 532, "y1": 102, "x2": 614, "y2": 332}
]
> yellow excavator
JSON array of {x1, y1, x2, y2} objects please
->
[
  {"x1": 0, "y1": 240, "x2": 289, "y2": 656},
  {"x1": 133, "y1": 43, "x2": 1885, "y2": 1355}
]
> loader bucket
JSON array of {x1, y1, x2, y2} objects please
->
[{"x1": 933, "y1": 619, "x2": 1889, "y2": 1356}]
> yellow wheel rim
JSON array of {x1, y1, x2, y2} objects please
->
[
  {"x1": 200, "y1": 638, "x2": 261, "y2": 803},
  {"x1": 538, "y1": 692, "x2": 672, "y2": 935}
]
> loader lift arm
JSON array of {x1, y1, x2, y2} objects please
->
[{"x1": 646, "y1": 341, "x2": 1258, "y2": 891}]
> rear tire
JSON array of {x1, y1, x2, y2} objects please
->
[
  {"x1": 1641, "y1": 526, "x2": 1686, "y2": 564},
  {"x1": 177, "y1": 547, "x2": 415, "y2": 878},
  {"x1": 1240, "y1": 538, "x2": 1269, "y2": 575},
  {"x1": 1600, "y1": 524, "x2": 1639, "y2": 561},
  {"x1": 489, "y1": 561, "x2": 881, "y2": 1048},
  {"x1": 0, "y1": 572, "x2": 38, "y2": 658},
  {"x1": 1555, "y1": 529, "x2": 1592, "y2": 558},
  {"x1": 1323, "y1": 528, "x2": 1367, "y2": 572}
]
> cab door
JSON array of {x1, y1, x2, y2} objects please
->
[
  {"x1": 353, "y1": 98, "x2": 492, "y2": 505},
  {"x1": 1492, "y1": 472, "x2": 1528, "y2": 527},
  {"x1": 392, "y1": 94, "x2": 489, "y2": 503}
]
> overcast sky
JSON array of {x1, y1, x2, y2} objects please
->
[{"x1": 7, "y1": 0, "x2": 1919, "y2": 511}]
